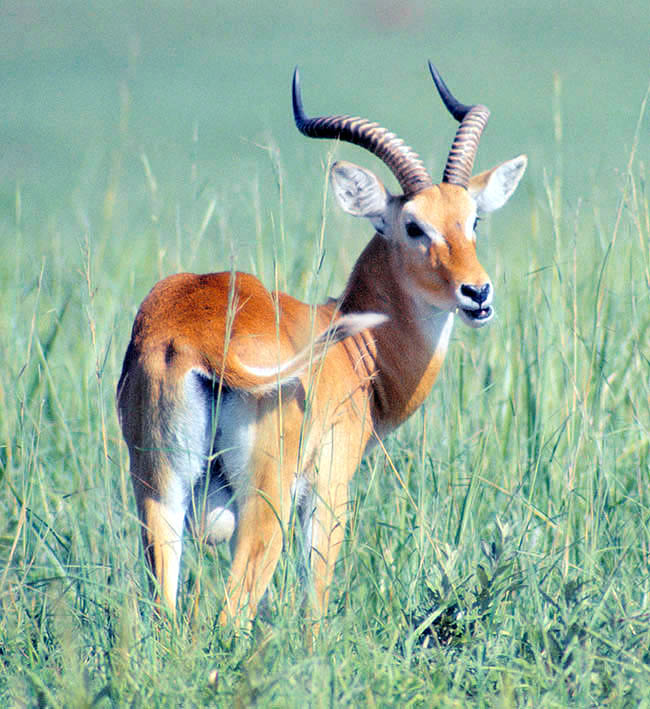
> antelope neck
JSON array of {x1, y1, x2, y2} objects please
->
[{"x1": 337, "y1": 235, "x2": 454, "y2": 432}]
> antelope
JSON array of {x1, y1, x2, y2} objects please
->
[{"x1": 116, "y1": 63, "x2": 527, "y2": 629}]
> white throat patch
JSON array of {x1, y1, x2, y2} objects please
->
[{"x1": 419, "y1": 308, "x2": 455, "y2": 352}]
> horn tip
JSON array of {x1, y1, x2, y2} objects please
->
[
  {"x1": 427, "y1": 60, "x2": 448, "y2": 98},
  {"x1": 292, "y1": 66, "x2": 306, "y2": 125},
  {"x1": 427, "y1": 60, "x2": 441, "y2": 85},
  {"x1": 428, "y1": 61, "x2": 472, "y2": 122}
]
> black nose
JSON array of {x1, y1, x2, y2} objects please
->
[{"x1": 460, "y1": 283, "x2": 491, "y2": 305}]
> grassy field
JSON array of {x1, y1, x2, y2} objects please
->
[{"x1": 1, "y1": 0, "x2": 649, "y2": 705}]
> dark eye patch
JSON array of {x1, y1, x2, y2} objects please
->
[
  {"x1": 473, "y1": 216, "x2": 481, "y2": 232},
  {"x1": 406, "y1": 221, "x2": 426, "y2": 239}
]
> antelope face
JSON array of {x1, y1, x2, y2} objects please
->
[
  {"x1": 399, "y1": 183, "x2": 493, "y2": 327},
  {"x1": 330, "y1": 155, "x2": 527, "y2": 327}
]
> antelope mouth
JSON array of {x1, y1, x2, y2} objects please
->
[{"x1": 458, "y1": 305, "x2": 493, "y2": 328}]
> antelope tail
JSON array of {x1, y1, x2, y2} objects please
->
[{"x1": 238, "y1": 311, "x2": 388, "y2": 394}]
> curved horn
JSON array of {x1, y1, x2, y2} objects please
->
[
  {"x1": 292, "y1": 67, "x2": 432, "y2": 195},
  {"x1": 428, "y1": 61, "x2": 490, "y2": 189}
]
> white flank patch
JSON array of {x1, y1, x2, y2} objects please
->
[
  {"x1": 166, "y1": 370, "x2": 214, "y2": 498},
  {"x1": 214, "y1": 392, "x2": 257, "y2": 494}
]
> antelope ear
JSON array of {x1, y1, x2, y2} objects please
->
[
  {"x1": 469, "y1": 154, "x2": 527, "y2": 213},
  {"x1": 330, "y1": 161, "x2": 390, "y2": 232}
]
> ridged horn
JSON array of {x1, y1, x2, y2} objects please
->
[
  {"x1": 428, "y1": 61, "x2": 490, "y2": 189},
  {"x1": 292, "y1": 67, "x2": 433, "y2": 195}
]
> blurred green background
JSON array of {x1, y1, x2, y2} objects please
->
[{"x1": 1, "y1": 0, "x2": 647, "y2": 233}]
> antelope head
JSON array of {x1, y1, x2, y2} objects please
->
[{"x1": 292, "y1": 62, "x2": 527, "y2": 327}]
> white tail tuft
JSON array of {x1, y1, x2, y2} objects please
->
[{"x1": 239, "y1": 311, "x2": 388, "y2": 394}]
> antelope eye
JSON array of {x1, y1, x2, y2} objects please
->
[
  {"x1": 406, "y1": 221, "x2": 425, "y2": 239},
  {"x1": 473, "y1": 216, "x2": 480, "y2": 232}
]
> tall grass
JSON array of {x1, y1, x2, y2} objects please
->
[{"x1": 1, "y1": 74, "x2": 648, "y2": 706}]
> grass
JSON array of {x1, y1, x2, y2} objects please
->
[{"x1": 1, "y1": 2, "x2": 649, "y2": 704}]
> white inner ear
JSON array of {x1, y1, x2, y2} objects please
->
[
  {"x1": 330, "y1": 161, "x2": 389, "y2": 221},
  {"x1": 472, "y1": 154, "x2": 527, "y2": 214}
]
